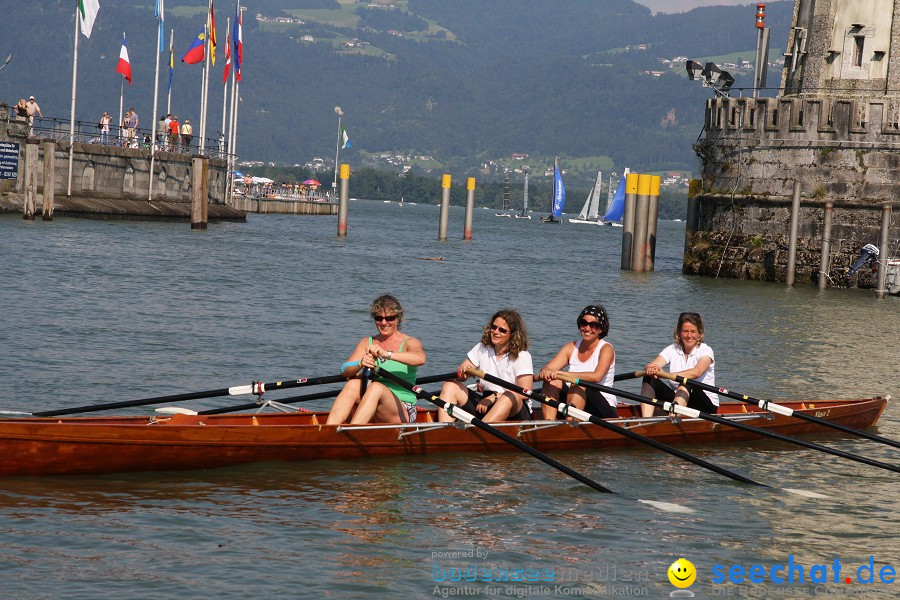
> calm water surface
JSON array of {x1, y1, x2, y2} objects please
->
[{"x1": 1, "y1": 202, "x2": 898, "y2": 599}]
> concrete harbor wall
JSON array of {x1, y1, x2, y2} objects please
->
[{"x1": 1, "y1": 103, "x2": 244, "y2": 222}]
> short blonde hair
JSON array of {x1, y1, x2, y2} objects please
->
[{"x1": 370, "y1": 295, "x2": 404, "y2": 327}]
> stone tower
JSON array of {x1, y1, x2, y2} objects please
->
[{"x1": 686, "y1": 0, "x2": 899, "y2": 288}]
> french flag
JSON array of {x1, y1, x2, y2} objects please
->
[
  {"x1": 233, "y1": 3, "x2": 242, "y2": 81},
  {"x1": 116, "y1": 33, "x2": 133, "y2": 85}
]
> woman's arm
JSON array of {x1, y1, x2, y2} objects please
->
[
  {"x1": 341, "y1": 338, "x2": 371, "y2": 376},
  {"x1": 369, "y1": 336, "x2": 427, "y2": 367},
  {"x1": 672, "y1": 355, "x2": 712, "y2": 380},
  {"x1": 539, "y1": 343, "x2": 574, "y2": 381},
  {"x1": 644, "y1": 354, "x2": 668, "y2": 377}
]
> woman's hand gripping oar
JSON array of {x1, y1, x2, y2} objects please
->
[
  {"x1": 31, "y1": 374, "x2": 350, "y2": 417},
  {"x1": 466, "y1": 367, "x2": 766, "y2": 488},
  {"x1": 655, "y1": 371, "x2": 899, "y2": 451},
  {"x1": 560, "y1": 371, "x2": 900, "y2": 481}
]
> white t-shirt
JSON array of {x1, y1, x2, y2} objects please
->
[
  {"x1": 659, "y1": 342, "x2": 718, "y2": 406},
  {"x1": 467, "y1": 343, "x2": 534, "y2": 409}
]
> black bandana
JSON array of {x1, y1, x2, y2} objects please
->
[{"x1": 578, "y1": 305, "x2": 609, "y2": 337}]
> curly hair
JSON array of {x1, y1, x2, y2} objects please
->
[
  {"x1": 370, "y1": 295, "x2": 405, "y2": 328},
  {"x1": 480, "y1": 309, "x2": 530, "y2": 358},
  {"x1": 673, "y1": 311, "x2": 705, "y2": 348}
]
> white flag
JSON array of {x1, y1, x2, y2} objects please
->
[{"x1": 78, "y1": 0, "x2": 100, "y2": 38}]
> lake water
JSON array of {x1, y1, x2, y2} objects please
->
[{"x1": 1, "y1": 201, "x2": 898, "y2": 599}]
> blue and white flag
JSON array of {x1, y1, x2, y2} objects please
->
[
  {"x1": 155, "y1": 0, "x2": 165, "y2": 52},
  {"x1": 551, "y1": 157, "x2": 566, "y2": 218},
  {"x1": 340, "y1": 124, "x2": 351, "y2": 149}
]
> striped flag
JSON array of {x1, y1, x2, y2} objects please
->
[
  {"x1": 116, "y1": 33, "x2": 132, "y2": 84},
  {"x1": 167, "y1": 32, "x2": 174, "y2": 91},
  {"x1": 233, "y1": 2, "x2": 242, "y2": 81},
  {"x1": 223, "y1": 32, "x2": 231, "y2": 84},
  {"x1": 182, "y1": 30, "x2": 206, "y2": 64},
  {"x1": 209, "y1": 1, "x2": 217, "y2": 65},
  {"x1": 339, "y1": 124, "x2": 350, "y2": 149},
  {"x1": 78, "y1": 0, "x2": 100, "y2": 38}
]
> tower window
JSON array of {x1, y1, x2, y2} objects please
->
[{"x1": 854, "y1": 36, "x2": 865, "y2": 67}]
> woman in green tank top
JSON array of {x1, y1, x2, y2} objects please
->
[{"x1": 326, "y1": 295, "x2": 427, "y2": 425}]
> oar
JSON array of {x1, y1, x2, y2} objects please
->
[
  {"x1": 466, "y1": 368, "x2": 765, "y2": 487},
  {"x1": 613, "y1": 371, "x2": 643, "y2": 382},
  {"x1": 556, "y1": 372, "x2": 900, "y2": 476},
  {"x1": 32, "y1": 374, "x2": 350, "y2": 417},
  {"x1": 654, "y1": 371, "x2": 900, "y2": 451},
  {"x1": 198, "y1": 372, "x2": 459, "y2": 415},
  {"x1": 372, "y1": 366, "x2": 614, "y2": 494}
]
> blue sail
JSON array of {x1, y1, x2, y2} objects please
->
[
  {"x1": 551, "y1": 158, "x2": 566, "y2": 218},
  {"x1": 603, "y1": 173, "x2": 626, "y2": 222}
]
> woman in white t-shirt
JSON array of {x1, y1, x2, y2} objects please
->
[
  {"x1": 539, "y1": 304, "x2": 618, "y2": 419},
  {"x1": 640, "y1": 311, "x2": 718, "y2": 417},
  {"x1": 438, "y1": 309, "x2": 533, "y2": 422}
]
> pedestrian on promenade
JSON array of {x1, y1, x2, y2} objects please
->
[
  {"x1": 25, "y1": 95, "x2": 42, "y2": 136},
  {"x1": 127, "y1": 108, "x2": 139, "y2": 147},
  {"x1": 167, "y1": 115, "x2": 180, "y2": 151},
  {"x1": 181, "y1": 119, "x2": 193, "y2": 151},
  {"x1": 99, "y1": 112, "x2": 112, "y2": 144}
]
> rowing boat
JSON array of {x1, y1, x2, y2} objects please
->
[{"x1": 0, "y1": 397, "x2": 887, "y2": 477}]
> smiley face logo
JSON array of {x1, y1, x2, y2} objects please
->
[{"x1": 668, "y1": 558, "x2": 696, "y2": 588}]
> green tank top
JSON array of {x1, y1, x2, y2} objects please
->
[{"x1": 370, "y1": 337, "x2": 419, "y2": 405}]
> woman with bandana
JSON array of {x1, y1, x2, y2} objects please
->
[{"x1": 538, "y1": 304, "x2": 618, "y2": 419}]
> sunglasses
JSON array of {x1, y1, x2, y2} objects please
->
[
  {"x1": 577, "y1": 318, "x2": 602, "y2": 330},
  {"x1": 372, "y1": 314, "x2": 398, "y2": 323},
  {"x1": 489, "y1": 324, "x2": 510, "y2": 334}
]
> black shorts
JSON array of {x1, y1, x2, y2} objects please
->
[
  {"x1": 461, "y1": 389, "x2": 531, "y2": 421},
  {"x1": 562, "y1": 384, "x2": 618, "y2": 419},
  {"x1": 642, "y1": 376, "x2": 718, "y2": 414}
]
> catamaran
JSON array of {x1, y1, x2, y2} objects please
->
[
  {"x1": 540, "y1": 157, "x2": 565, "y2": 223},
  {"x1": 569, "y1": 171, "x2": 605, "y2": 225},
  {"x1": 515, "y1": 168, "x2": 532, "y2": 219},
  {"x1": 495, "y1": 171, "x2": 512, "y2": 217}
]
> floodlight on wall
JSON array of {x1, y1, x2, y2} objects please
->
[
  {"x1": 701, "y1": 61, "x2": 735, "y2": 97},
  {"x1": 686, "y1": 60, "x2": 705, "y2": 80}
]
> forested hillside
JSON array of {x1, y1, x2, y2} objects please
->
[{"x1": 1, "y1": 0, "x2": 791, "y2": 184}]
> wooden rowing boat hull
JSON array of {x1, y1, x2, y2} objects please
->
[{"x1": 0, "y1": 398, "x2": 887, "y2": 477}]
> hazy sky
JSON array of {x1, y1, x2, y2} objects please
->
[{"x1": 635, "y1": 0, "x2": 788, "y2": 15}]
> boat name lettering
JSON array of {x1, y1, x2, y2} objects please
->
[{"x1": 814, "y1": 410, "x2": 831, "y2": 418}]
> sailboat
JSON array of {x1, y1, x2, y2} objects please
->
[
  {"x1": 602, "y1": 168, "x2": 628, "y2": 227},
  {"x1": 495, "y1": 170, "x2": 512, "y2": 217},
  {"x1": 568, "y1": 171, "x2": 604, "y2": 225},
  {"x1": 515, "y1": 167, "x2": 532, "y2": 219},
  {"x1": 540, "y1": 157, "x2": 564, "y2": 224}
]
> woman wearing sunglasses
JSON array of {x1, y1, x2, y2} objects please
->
[
  {"x1": 437, "y1": 309, "x2": 533, "y2": 422},
  {"x1": 539, "y1": 304, "x2": 618, "y2": 419},
  {"x1": 639, "y1": 311, "x2": 718, "y2": 418},
  {"x1": 326, "y1": 295, "x2": 426, "y2": 425}
]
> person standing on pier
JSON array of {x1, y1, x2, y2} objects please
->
[
  {"x1": 99, "y1": 112, "x2": 112, "y2": 144},
  {"x1": 25, "y1": 96, "x2": 42, "y2": 136},
  {"x1": 181, "y1": 119, "x2": 193, "y2": 151},
  {"x1": 167, "y1": 115, "x2": 180, "y2": 151},
  {"x1": 127, "y1": 108, "x2": 139, "y2": 147}
]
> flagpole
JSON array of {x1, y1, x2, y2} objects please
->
[
  {"x1": 221, "y1": 16, "x2": 230, "y2": 159},
  {"x1": 118, "y1": 73, "x2": 124, "y2": 145},
  {"x1": 148, "y1": 11, "x2": 162, "y2": 202},
  {"x1": 200, "y1": 0, "x2": 212, "y2": 154},
  {"x1": 167, "y1": 28, "x2": 173, "y2": 115},
  {"x1": 66, "y1": 2, "x2": 80, "y2": 200},
  {"x1": 227, "y1": 31, "x2": 238, "y2": 206},
  {"x1": 332, "y1": 108, "x2": 343, "y2": 197}
]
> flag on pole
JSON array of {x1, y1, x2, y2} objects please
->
[
  {"x1": 339, "y1": 124, "x2": 350, "y2": 149},
  {"x1": 78, "y1": 0, "x2": 100, "y2": 38},
  {"x1": 155, "y1": 0, "x2": 165, "y2": 52},
  {"x1": 233, "y1": 3, "x2": 242, "y2": 81},
  {"x1": 167, "y1": 33, "x2": 174, "y2": 91},
  {"x1": 182, "y1": 30, "x2": 206, "y2": 64},
  {"x1": 209, "y1": 2, "x2": 217, "y2": 65},
  {"x1": 223, "y1": 32, "x2": 231, "y2": 84},
  {"x1": 116, "y1": 33, "x2": 132, "y2": 84}
]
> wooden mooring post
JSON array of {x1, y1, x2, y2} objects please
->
[
  {"x1": 22, "y1": 139, "x2": 39, "y2": 220},
  {"x1": 785, "y1": 181, "x2": 801, "y2": 287},
  {"x1": 42, "y1": 141, "x2": 55, "y2": 221},
  {"x1": 818, "y1": 201, "x2": 833, "y2": 291},
  {"x1": 875, "y1": 203, "x2": 893, "y2": 299},
  {"x1": 191, "y1": 156, "x2": 209, "y2": 230}
]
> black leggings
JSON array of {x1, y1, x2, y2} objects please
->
[
  {"x1": 562, "y1": 384, "x2": 618, "y2": 419},
  {"x1": 642, "y1": 376, "x2": 718, "y2": 414}
]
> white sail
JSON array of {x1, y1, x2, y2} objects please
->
[{"x1": 573, "y1": 171, "x2": 603, "y2": 222}]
